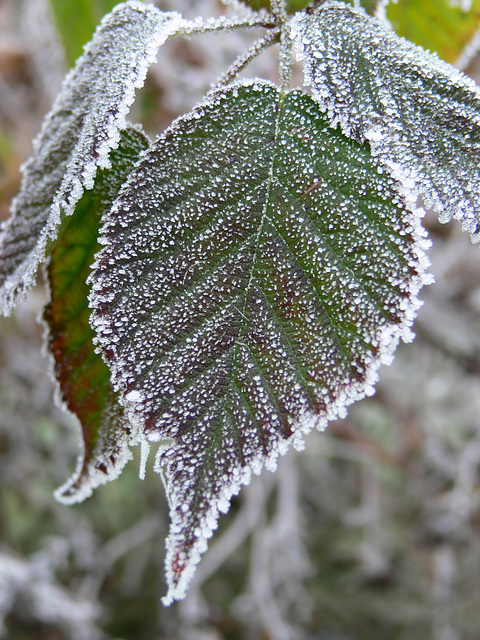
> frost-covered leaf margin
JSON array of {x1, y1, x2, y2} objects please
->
[
  {"x1": 292, "y1": 1, "x2": 480, "y2": 241},
  {"x1": 89, "y1": 79, "x2": 431, "y2": 604},
  {"x1": 44, "y1": 125, "x2": 149, "y2": 505},
  {"x1": 0, "y1": 1, "x2": 186, "y2": 315}
]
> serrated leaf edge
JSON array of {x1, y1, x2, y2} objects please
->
[{"x1": 43, "y1": 122, "x2": 150, "y2": 504}]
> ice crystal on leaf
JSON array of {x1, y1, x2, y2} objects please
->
[
  {"x1": 292, "y1": 1, "x2": 480, "y2": 240},
  {"x1": 0, "y1": 1, "x2": 185, "y2": 315},
  {"x1": 45, "y1": 125, "x2": 149, "y2": 504},
  {"x1": 90, "y1": 80, "x2": 430, "y2": 604}
]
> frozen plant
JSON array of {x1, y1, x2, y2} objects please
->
[{"x1": 0, "y1": 0, "x2": 479, "y2": 606}]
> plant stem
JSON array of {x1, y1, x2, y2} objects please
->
[
  {"x1": 212, "y1": 28, "x2": 281, "y2": 90},
  {"x1": 178, "y1": 15, "x2": 277, "y2": 39},
  {"x1": 279, "y1": 21, "x2": 293, "y2": 93},
  {"x1": 271, "y1": 0, "x2": 287, "y2": 20}
]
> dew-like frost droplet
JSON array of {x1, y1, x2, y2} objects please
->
[
  {"x1": 89, "y1": 80, "x2": 430, "y2": 604},
  {"x1": 292, "y1": 1, "x2": 480, "y2": 241},
  {"x1": 0, "y1": 1, "x2": 186, "y2": 315}
]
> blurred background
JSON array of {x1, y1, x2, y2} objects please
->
[{"x1": 1, "y1": 1, "x2": 480, "y2": 638}]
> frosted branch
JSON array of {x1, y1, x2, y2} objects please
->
[
  {"x1": 177, "y1": 14, "x2": 277, "y2": 37},
  {"x1": 212, "y1": 28, "x2": 281, "y2": 90}
]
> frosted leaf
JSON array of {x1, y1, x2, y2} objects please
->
[
  {"x1": 0, "y1": 1, "x2": 185, "y2": 315},
  {"x1": 292, "y1": 1, "x2": 480, "y2": 241},
  {"x1": 90, "y1": 80, "x2": 430, "y2": 604},
  {"x1": 44, "y1": 126, "x2": 149, "y2": 504}
]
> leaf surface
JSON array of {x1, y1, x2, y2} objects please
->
[
  {"x1": 90, "y1": 81, "x2": 429, "y2": 603},
  {"x1": 0, "y1": 1, "x2": 185, "y2": 315},
  {"x1": 386, "y1": 0, "x2": 480, "y2": 64},
  {"x1": 292, "y1": 1, "x2": 480, "y2": 240},
  {"x1": 45, "y1": 125, "x2": 149, "y2": 504}
]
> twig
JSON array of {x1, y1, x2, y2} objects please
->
[
  {"x1": 271, "y1": 0, "x2": 288, "y2": 20},
  {"x1": 279, "y1": 21, "x2": 293, "y2": 93},
  {"x1": 212, "y1": 28, "x2": 281, "y2": 90},
  {"x1": 178, "y1": 14, "x2": 277, "y2": 38}
]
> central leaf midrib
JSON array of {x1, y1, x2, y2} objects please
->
[
  {"x1": 145, "y1": 350, "x2": 236, "y2": 438},
  {"x1": 168, "y1": 399, "x2": 225, "y2": 556},
  {"x1": 223, "y1": 399, "x2": 246, "y2": 466},
  {"x1": 224, "y1": 95, "x2": 285, "y2": 454},
  {"x1": 174, "y1": 373, "x2": 232, "y2": 441},
  {"x1": 230, "y1": 376, "x2": 273, "y2": 455}
]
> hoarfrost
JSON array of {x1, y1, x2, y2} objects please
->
[
  {"x1": 292, "y1": 1, "x2": 480, "y2": 241},
  {"x1": 54, "y1": 395, "x2": 134, "y2": 504},
  {"x1": 90, "y1": 80, "x2": 430, "y2": 603},
  {"x1": 0, "y1": 1, "x2": 186, "y2": 315}
]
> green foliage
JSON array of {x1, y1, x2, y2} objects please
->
[
  {"x1": 294, "y1": 2, "x2": 480, "y2": 237},
  {"x1": 0, "y1": 2, "x2": 183, "y2": 316},
  {"x1": 239, "y1": 0, "x2": 380, "y2": 12},
  {"x1": 91, "y1": 81, "x2": 425, "y2": 602},
  {"x1": 1, "y1": 0, "x2": 480, "y2": 609},
  {"x1": 387, "y1": 0, "x2": 480, "y2": 63},
  {"x1": 48, "y1": 0, "x2": 121, "y2": 66},
  {"x1": 44, "y1": 126, "x2": 149, "y2": 501}
]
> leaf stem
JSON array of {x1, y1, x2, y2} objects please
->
[
  {"x1": 211, "y1": 28, "x2": 281, "y2": 90},
  {"x1": 178, "y1": 15, "x2": 277, "y2": 38},
  {"x1": 279, "y1": 21, "x2": 293, "y2": 94}
]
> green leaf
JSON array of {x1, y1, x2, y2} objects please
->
[
  {"x1": 292, "y1": 1, "x2": 480, "y2": 241},
  {"x1": 45, "y1": 125, "x2": 149, "y2": 503},
  {"x1": 386, "y1": 0, "x2": 480, "y2": 64},
  {"x1": 90, "y1": 81, "x2": 429, "y2": 603},
  {"x1": 48, "y1": 0, "x2": 121, "y2": 68},
  {"x1": 0, "y1": 1, "x2": 185, "y2": 316}
]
